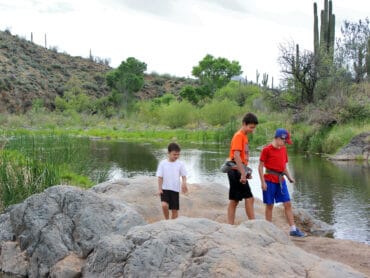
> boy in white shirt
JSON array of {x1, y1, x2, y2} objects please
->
[{"x1": 156, "y1": 142, "x2": 188, "y2": 219}]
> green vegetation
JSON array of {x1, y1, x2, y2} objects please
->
[{"x1": 0, "y1": 135, "x2": 109, "y2": 210}]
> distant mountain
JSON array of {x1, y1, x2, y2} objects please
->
[{"x1": 0, "y1": 30, "x2": 196, "y2": 113}]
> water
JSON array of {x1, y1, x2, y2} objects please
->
[{"x1": 89, "y1": 140, "x2": 370, "y2": 244}]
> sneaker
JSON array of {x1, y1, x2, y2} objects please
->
[{"x1": 289, "y1": 228, "x2": 306, "y2": 237}]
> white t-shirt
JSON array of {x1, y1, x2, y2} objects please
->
[{"x1": 156, "y1": 159, "x2": 187, "y2": 192}]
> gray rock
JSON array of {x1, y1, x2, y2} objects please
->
[
  {"x1": 3, "y1": 185, "x2": 146, "y2": 278},
  {"x1": 84, "y1": 217, "x2": 365, "y2": 278},
  {"x1": 0, "y1": 180, "x2": 366, "y2": 278},
  {"x1": 294, "y1": 208, "x2": 334, "y2": 236},
  {"x1": 330, "y1": 132, "x2": 370, "y2": 160},
  {"x1": 0, "y1": 212, "x2": 15, "y2": 242}
]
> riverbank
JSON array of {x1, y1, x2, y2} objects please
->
[
  {"x1": 1, "y1": 110, "x2": 370, "y2": 156},
  {"x1": 0, "y1": 177, "x2": 369, "y2": 277}
]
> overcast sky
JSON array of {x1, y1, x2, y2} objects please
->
[{"x1": 1, "y1": 0, "x2": 369, "y2": 84}]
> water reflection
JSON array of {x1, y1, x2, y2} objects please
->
[{"x1": 290, "y1": 155, "x2": 369, "y2": 244}]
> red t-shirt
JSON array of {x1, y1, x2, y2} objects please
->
[
  {"x1": 229, "y1": 130, "x2": 249, "y2": 165},
  {"x1": 259, "y1": 144, "x2": 288, "y2": 183}
]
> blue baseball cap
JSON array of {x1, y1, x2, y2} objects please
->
[{"x1": 275, "y1": 128, "x2": 292, "y2": 144}]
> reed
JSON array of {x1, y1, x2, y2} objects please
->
[{"x1": 0, "y1": 134, "x2": 108, "y2": 209}]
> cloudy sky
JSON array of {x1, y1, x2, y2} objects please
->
[{"x1": 0, "y1": 0, "x2": 369, "y2": 84}]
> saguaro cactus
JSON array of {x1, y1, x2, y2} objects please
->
[
  {"x1": 366, "y1": 38, "x2": 370, "y2": 80},
  {"x1": 262, "y1": 73, "x2": 269, "y2": 87},
  {"x1": 314, "y1": 0, "x2": 335, "y2": 60}
]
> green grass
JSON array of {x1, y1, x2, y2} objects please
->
[{"x1": 0, "y1": 134, "x2": 109, "y2": 210}]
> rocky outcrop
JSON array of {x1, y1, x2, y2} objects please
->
[
  {"x1": 330, "y1": 132, "x2": 370, "y2": 160},
  {"x1": 0, "y1": 179, "x2": 368, "y2": 277},
  {"x1": 84, "y1": 218, "x2": 362, "y2": 277},
  {"x1": 0, "y1": 185, "x2": 145, "y2": 277}
]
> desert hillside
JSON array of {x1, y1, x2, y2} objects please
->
[{"x1": 0, "y1": 30, "x2": 196, "y2": 113}]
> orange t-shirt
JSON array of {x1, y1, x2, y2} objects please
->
[{"x1": 228, "y1": 130, "x2": 249, "y2": 165}]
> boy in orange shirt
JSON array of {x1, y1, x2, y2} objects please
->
[{"x1": 226, "y1": 112, "x2": 258, "y2": 224}]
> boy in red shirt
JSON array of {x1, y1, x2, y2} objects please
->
[
  {"x1": 258, "y1": 128, "x2": 305, "y2": 237},
  {"x1": 227, "y1": 112, "x2": 258, "y2": 224}
]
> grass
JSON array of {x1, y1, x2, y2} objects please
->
[{"x1": 0, "y1": 134, "x2": 109, "y2": 210}]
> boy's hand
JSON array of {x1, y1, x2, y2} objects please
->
[
  {"x1": 181, "y1": 184, "x2": 188, "y2": 194},
  {"x1": 288, "y1": 177, "x2": 295, "y2": 183},
  {"x1": 240, "y1": 174, "x2": 247, "y2": 184},
  {"x1": 261, "y1": 181, "x2": 267, "y2": 191},
  {"x1": 158, "y1": 189, "x2": 163, "y2": 196}
]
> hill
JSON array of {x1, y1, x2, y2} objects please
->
[{"x1": 0, "y1": 30, "x2": 196, "y2": 113}]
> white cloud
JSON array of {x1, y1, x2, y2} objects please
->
[{"x1": 0, "y1": 0, "x2": 369, "y2": 84}]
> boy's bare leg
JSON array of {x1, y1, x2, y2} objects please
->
[
  {"x1": 171, "y1": 210, "x2": 178, "y2": 219},
  {"x1": 283, "y1": 201, "x2": 295, "y2": 226},
  {"x1": 265, "y1": 204, "x2": 274, "y2": 222},
  {"x1": 227, "y1": 200, "x2": 239, "y2": 224},
  {"x1": 161, "y1": 202, "x2": 170, "y2": 220},
  {"x1": 244, "y1": 197, "x2": 255, "y2": 220}
]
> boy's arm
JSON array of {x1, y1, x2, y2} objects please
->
[
  {"x1": 181, "y1": 176, "x2": 188, "y2": 194},
  {"x1": 234, "y1": 151, "x2": 247, "y2": 184},
  {"x1": 158, "y1": 177, "x2": 163, "y2": 195},
  {"x1": 258, "y1": 161, "x2": 267, "y2": 191},
  {"x1": 283, "y1": 166, "x2": 295, "y2": 183}
]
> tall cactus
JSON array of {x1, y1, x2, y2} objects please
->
[
  {"x1": 262, "y1": 73, "x2": 269, "y2": 87},
  {"x1": 314, "y1": 3, "x2": 319, "y2": 56},
  {"x1": 366, "y1": 38, "x2": 370, "y2": 80},
  {"x1": 314, "y1": 0, "x2": 335, "y2": 61},
  {"x1": 256, "y1": 70, "x2": 260, "y2": 85}
]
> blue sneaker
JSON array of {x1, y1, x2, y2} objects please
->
[{"x1": 290, "y1": 228, "x2": 306, "y2": 237}]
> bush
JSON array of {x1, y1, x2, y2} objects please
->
[
  {"x1": 200, "y1": 99, "x2": 239, "y2": 126},
  {"x1": 214, "y1": 81, "x2": 261, "y2": 107},
  {"x1": 135, "y1": 100, "x2": 161, "y2": 124},
  {"x1": 160, "y1": 101, "x2": 196, "y2": 128}
]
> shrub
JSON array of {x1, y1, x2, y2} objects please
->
[
  {"x1": 200, "y1": 99, "x2": 239, "y2": 126},
  {"x1": 160, "y1": 101, "x2": 196, "y2": 128},
  {"x1": 214, "y1": 81, "x2": 261, "y2": 107},
  {"x1": 135, "y1": 100, "x2": 161, "y2": 124}
]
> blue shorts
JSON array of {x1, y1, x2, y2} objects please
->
[{"x1": 262, "y1": 180, "x2": 291, "y2": 204}]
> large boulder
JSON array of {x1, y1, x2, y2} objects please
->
[
  {"x1": 83, "y1": 217, "x2": 365, "y2": 277},
  {"x1": 0, "y1": 185, "x2": 146, "y2": 277}
]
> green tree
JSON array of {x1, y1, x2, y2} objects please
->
[
  {"x1": 336, "y1": 17, "x2": 370, "y2": 83},
  {"x1": 279, "y1": 42, "x2": 317, "y2": 104},
  {"x1": 192, "y1": 54, "x2": 242, "y2": 95},
  {"x1": 179, "y1": 85, "x2": 211, "y2": 105},
  {"x1": 106, "y1": 57, "x2": 147, "y2": 116}
]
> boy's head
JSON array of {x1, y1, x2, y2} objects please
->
[
  {"x1": 274, "y1": 128, "x2": 292, "y2": 145},
  {"x1": 167, "y1": 142, "x2": 181, "y2": 161},
  {"x1": 241, "y1": 112, "x2": 258, "y2": 134}
]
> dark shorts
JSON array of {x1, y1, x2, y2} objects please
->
[
  {"x1": 262, "y1": 180, "x2": 291, "y2": 204},
  {"x1": 160, "y1": 189, "x2": 180, "y2": 210},
  {"x1": 227, "y1": 170, "x2": 253, "y2": 201}
]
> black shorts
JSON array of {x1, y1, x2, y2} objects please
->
[
  {"x1": 227, "y1": 169, "x2": 253, "y2": 201},
  {"x1": 160, "y1": 190, "x2": 180, "y2": 210}
]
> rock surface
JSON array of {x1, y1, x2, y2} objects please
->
[
  {"x1": 330, "y1": 132, "x2": 370, "y2": 160},
  {"x1": 0, "y1": 178, "x2": 369, "y2": 277}
]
